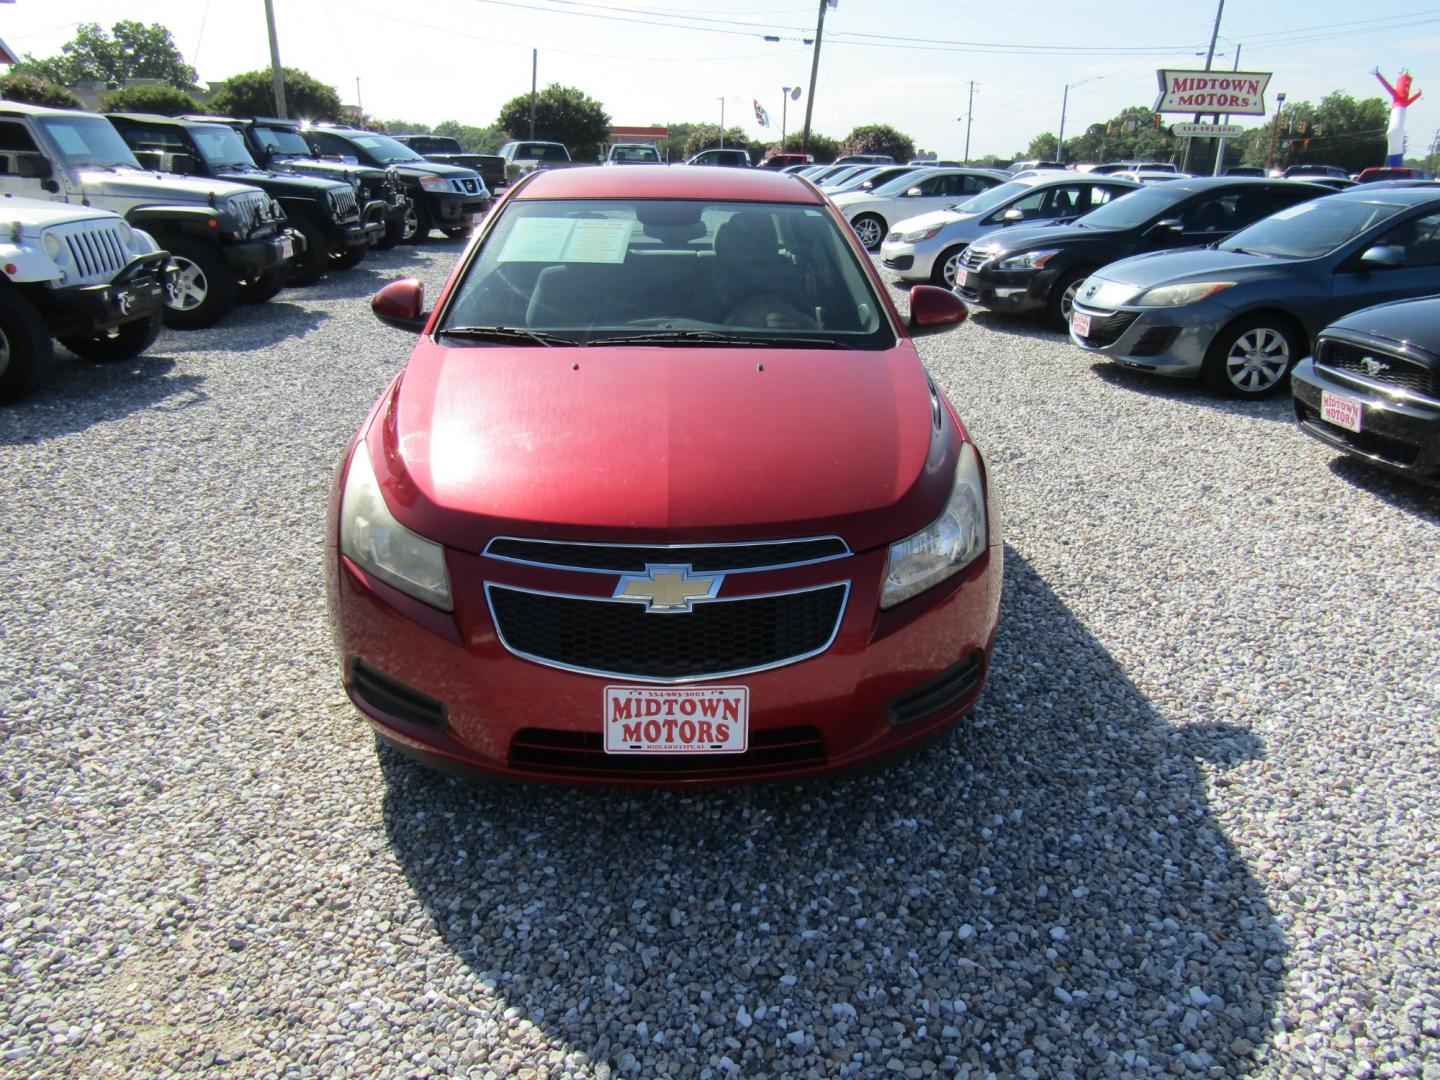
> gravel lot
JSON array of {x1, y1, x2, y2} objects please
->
[{"x1": 2, "y1": 238, "x2": 1438, "y2": 1079}]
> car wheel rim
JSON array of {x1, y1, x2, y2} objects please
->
[
  {"x1": 166, "y1": 256, "x2": 208, "y2": 311},
  {"x1": 0, "y1": 327, "x2": 10, "y2": 377},
  {"x1": 855, "y1": 218, "x2": 881, "y2": 248},
  {"x1": 942, "y1": 252, "x2": 965, "y2": 288},
  {"x1": 1060, "y1": 279, "x2": 1084, "y2": 321},
  {"x1": 403, "y1": 201, "x2": 419, "y2": 240},
  {"x1": 1225, "y1": 327, "x2": 1290, "y2": 392}
]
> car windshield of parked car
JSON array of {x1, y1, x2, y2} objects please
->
[
  {"x1": 1217, "y1": 198, "x2": 1411, "y2": 258},
  {"x1": 867, "y1": 169, "x2": 937, "y2": 197},
  {"x1": 516, "y1": 143, "x2": 572, "y2": 163},
  {"x1": 188, "y1": 124, "x2": 258, "y2": 170},
  {"x1": 611, "y1": 146, "x2": 660, "y2": 162},
  {"x1": 952, "y1": 179, "x2": 1033, "y2": 215},
  {"x1": 1070, "y1": 185, "x2": 1189, "y2": 230},
  {"x1": 37, "y1": 115, "x2": 143, "y2": 169},
  {"x1": 348, "y1": 133, "x2": 426, "y2": 163},
  {"x1": 253, "y1": 126, "x2": 313, "y2": 157},
  {"x1": 440, "y1": 199, "x2": 895, "y2": 348}
]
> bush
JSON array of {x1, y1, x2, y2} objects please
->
[
  {"x1": 840, "y1": 124, "x2": 915, "y2": 164},
  {"x1": 210, "y1": 68, "x2": 343, "y2": 122},
  {"x1": 497, "y1": 85, "x2": 611, "y2": 160},
  {"x1": 99, "y1": 84, "x2": 198, "y2": 115},
  {"x1": 0, "y1": 73, "x2": 83, "y2": 110}
]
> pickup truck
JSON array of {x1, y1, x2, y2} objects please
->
[
  {"x1": 0, "y1": 102, "x2": 293, "y2": 329},
  {"x1": 392, "y1": 135, "x2": 506, "y2": 195},
  {"x1": 603, "y1": 143, "x2": 663, "y2": 165},
  {"x1": 0, "y1": 195, "x2": 168, "y2": 401},
  {"x1": 497, "y1": 140, "x2": 581, "y2": 185}
]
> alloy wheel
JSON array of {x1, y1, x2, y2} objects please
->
[
  {"x1": 1059, "y1": 278, "x2": 1084, "y2": 322},
  {"x1": 942, "y1": 252, "x2": 966, "y2": 288},
  {"x1": 852, "y1": 216, "x2": 883, "y2": 250},
  {"x1": 0, "y1": 326, "x2": 10, "y2": 379},
  {"x1": 1224, "y1": 327, "x2": 1291, "y2": 393},
  {"x1": 402, "y1": 200, "x2": 420, "y2": 242},
  {"x1": 166, "y1": 255, "x2": 209, "y2": 312}
]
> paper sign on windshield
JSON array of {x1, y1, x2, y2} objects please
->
[{"x1": 499, "y1": 217, "x2": 632, "y2": 263}]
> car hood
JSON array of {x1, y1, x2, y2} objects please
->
[
  {"x1": 77, "y1": 167, "x2": 261, "y2": 203},
  {"x1": 970, "y1": 222, "x2": 1104, "y2": 254},
  {"x1": 214, "y1": 168, "x2": 348, "y2": 197},
  {"x1": 888, "y1": 207, "x2": 974, "y2": 234},
  {"x1": 3, "y1": 197, "x2": 116, "y2": 230},
  {"x1": 1089, "y1": 247, "x2": 1275, "y2": 290},
  {"x1": 1325, "y1": 295, "x2": 1440, "y2": 350},
  {"x1": 391, "y1": 161, "x2": 483, "y2": 181},
  {"x1": 372, "y1": 341, "x2": 954, "y2": 553}
]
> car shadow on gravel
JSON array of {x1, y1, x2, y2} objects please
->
[
  {"x1": 379, "y1": 548, "x2": 1283, "y2": 1077},
  {"x1": 1325, "y1": 456, "x2": 1440, "y2": 522},
  {"x1": 1088, "y1": 362, "x2": 1295, "y2": 424},
  {"x1": 158, "y1": 302, "x2": 333, "y2": 354},
  {"x1": 965, "y1": 310, "x2": 1069, "y2": 345},
  {"x1": 0, "y1": 353, "x2": 205, "y2": 444}
]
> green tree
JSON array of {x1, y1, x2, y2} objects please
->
[
  {"x1": 381, "y1": 119, "x2": 433, "y2": 135},
  {"x1": 210, "y1": 68, "x2": 343, "y2": 122},
  {"x1": 763, "y1": 132, "x2": 840, "y2": 164},
  {"x1": 1240, "y1": 91, "x2": 1387, "y2": 173},
  {"x1": 840, "y1": 124, "x2": 915, "y2": 163},
  {"x1": 680, "y1": 126, "x2": 750, "y2": 159},
  {"x1": 434, "y1": 120, "x2": 504, "y2": 152},
  {"x1": 99, "y1": 84, "x2": 199, "y2": 116},
  {"x1": 1022, "y1": 132, "x2": 1059, "y2": 160},
  {"x1": 12, "y1": 21, "x2": 197, "y2": 90},
  {"x1": 0, "y1": 72, "x2": 84, "y2": 109},
  {"x1": 497, "y1": 84, "x2": 611, "y2": 160}
]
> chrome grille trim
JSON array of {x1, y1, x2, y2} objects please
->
[
  {"x1": 484, "y1": 580, "x2": 851, "y2": 684},
  {"x1": 482, "y1": 535, "x2": 853, "y2": 575},
  {"x1": 331, "y1": 185, "x2": 358, "y2": 219}
]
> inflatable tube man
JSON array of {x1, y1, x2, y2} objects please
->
[{"x1": 1374, "y1": 70, "x2": 1422, "y2": 167}]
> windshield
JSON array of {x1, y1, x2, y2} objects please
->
[
  {"x1": 870, "y1": 169, "x2": 937, "y2": 196},
  {"x1": 440, "y1": 199, "x2": 894, "y2": 348},
  {"x1": 253, "y1": 126, "x2": 312, "y2": 157},
  {"x1": 516, "y1": 143, "x2": 572, "y2": 162},
  {"x1": 37, "y1": 115, "x2": 141, "y2": 169},
  {"x1": 953, "y1": 179, "x2": 1033, "y2": 215},
  {"x1": 611, "y1": 145, "x2": 660, "y2": 162},
  {"x1": 348, "y1": 133, "x2": 426, "y2": 163},
  {"x1": 408, "y1": 136, "x2": 460, "y2": 153},
  {"x1": 189, "y1": 124, "x2": 258, "y2": 170},
  {"x1": 1218, "y1": 198, "x2": 1409, "y2": 258},
  {"x1": 1072, "y1": 185, "x2": 1189, "y2": 230}
]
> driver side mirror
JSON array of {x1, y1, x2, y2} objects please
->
[
  {"x1": 1359, "y1": 244, "x2": 1406, "y2": 269},
  {"x1": 372, "y1": 278, "x2": 428, "y2": 332},
  {"x1": 1000, "y1": 208, "x2": 1024, "y2": 225},
  {"x1": 1146, "y1": 218, "x2": 1184, "y2": 237},
  {"x1": 908, "y1": 285, "x2": 969, "y2": 336},
  {"x1": 904, "y1": 186, "x2": 923, "y2": 197}
]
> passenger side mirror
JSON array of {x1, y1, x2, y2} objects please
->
[
  {"x1": 372, "y1": 279, "x2": 428, "y2": 332},
  {"x1": 1359, "y1": 244, "x2": 1406, "y2": 269},
  {"x1": 1001, "y1": 208, "x2": 1024, "y2": 224},
  {"x1": 904, "y1": 186, "x2": 923, "y2": 197},
  {"x1": 908, "y1": 285, "x2": 969, "y2": 336}
]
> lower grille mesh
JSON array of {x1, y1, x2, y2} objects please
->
[{"x1": 510, "y1": 725, "x2": 825, "y2": 778}]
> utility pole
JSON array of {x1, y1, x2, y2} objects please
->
[
  {"x1": 1057, "y1": 83, "x2": 1070, "y2": 164},
  {"x1": 1181, "y1": 0, "x2": 1225, "y2": 171},
  {"x1": 263, "y1": 0, "x2": 287, "y2": 118},
  {"x1": 963, "y1": 81, "x2": 975, "y2": 164},
  {"x1": 1212, "y1": 43, "x2": 1241, "y2": 176},
  {"x1": 800, "y1": 0, "x2": 833, "y2": 157},
  {"x1": 529, "y1": 49, "x2": 538, "y2": 139},
  {"x1": 717, "y1": 98, "x2": 725, "y2": 148},
  {"x1": 1265, "y1": 92, "x2": 1286, "y2": 173},
  {"x1": 355, "y1": 77, "x2": 362, "y2": 118}
]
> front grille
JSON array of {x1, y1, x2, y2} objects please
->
[
  {"x1": 888, "y1": 653, "x2": 983, "y2": 726},
  {"x1": 1130, "y1": 325, "x2": 1180, "y2": 357},
  {"x1": 452, "y1": 177, "x2": 482, "y2": 194},
  {"x1": 484, "y1": 537, "x2": 849, "y2": 572},
  {"x1": 350, "y1": 658, "x2": 447, "y2": 729},
  {"x1": 487, "y1": 583, "x2": 848, "y2": 680},
  {"x1": 230, "y1": 190, "x2": 277, "y2": 236},
  {"x1": 883, "y1": 254, "x2": 914, "y2": 271},
  {"x1": 330, "y1": 185, "x2": 358, "y2": 220},
  {"x1": 55, "y1": 222, "x2": 128, "y2": 284},
  {"x1": 1073, "y1": 307, "x2": 1140, "y2": 347},
  {"x1": 1317, "y1": 339, "x2": 1438, "y2": 400},
  {"x1": 1296, "y1": 403, "x2": 1421, "y2": 467},
  {"x1": 959, "y1": 247, "x2": 990, "y2": 272},
  {"x1": 509, "y1": 725, "x2": 826, "y2": 778}
]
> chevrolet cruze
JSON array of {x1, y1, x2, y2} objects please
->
[{"x1": 328, "y1": 167, "x2": 1002, "y2": 785}]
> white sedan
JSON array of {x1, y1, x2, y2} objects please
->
[{"x1": 832, "y1": 168, "x2": 1006, "y2": 251}]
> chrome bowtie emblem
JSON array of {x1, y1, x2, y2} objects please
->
[
  {"x1": 1360, "y1": 356, "x2": 1390, "y2": 376},
  {"x1": 615, "y1": 564, "x2": 722, "y2": 613}
]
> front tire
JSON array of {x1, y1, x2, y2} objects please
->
[
  {"x1": 236, "y1": 266, "x2": 288, "y2": 304},
  {"x1": 441, "y1": 225, "x2": 471, "y2": 240},
  {"x1": 285, "y1": 218, "x2": 328, "y2": 286},
  {"x1": 1201, "y1": 314, "x2": 1302, "y2": 399},
  {"x1": 1046, "y1": 268, "x2": 1092, "y2": 328},
  {"x1": 160, "y1": 235, "x2": 237, "y2": 330},
  {"x1": 402, "y1": 196, "x2": 433, "y2": 244},
  {"x1": 329, "y1": 244, "x2": 367, "y2": 270},
  {"x1": 0, "y1": 290, "x2": 53, "y2": 403},
  {"x1": 851, "y1": 213, "x2": 885, "y2": 252},
  {"x1": 373, "y1": 211, "x2": 406, "y2": 250},
  {"x1": 932, "y1": 245, "x2": 968, "y2": 288},
  {"x1": 58, "y1": 309, "x2": 162, "y2": 362}
]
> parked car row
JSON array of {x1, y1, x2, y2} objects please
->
[{"x1": 868, "y1": 172, "x2": 1440, "y2": 483}]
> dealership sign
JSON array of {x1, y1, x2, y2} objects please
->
[
  {"x1": 1170, "y1": 122, "x2": 1247, "y2": 138},
  {"x1": 1155, "y1": 70, "x2": 1272, "y2": 115}
]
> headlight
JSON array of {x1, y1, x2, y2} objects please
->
[
  {"x1": 900, "y1": 224, "x2": 944, "y2": 243},
  {"x1": 881, "y1": 442, "x2": 988, "y2": 609},
  {"x1": 42, "y1": 232, "x2": 62, "y2": 260},
  {"x1": 1132, "y1": 281, "x2": 1236, "y2": 307},
  {"x1": 1087, "y1": 280, "x2": 1141, "y2": 308},
  {"x1": 998, "y1": 248, "x2": 1060, "y2": 271},
  {"x1": 419, "y1": 175, "x2": 450, "y2": 191},
  {"x1": 339, "y1": 440, "x2": 453, "y2": 611}
]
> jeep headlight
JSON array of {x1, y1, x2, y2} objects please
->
[
  {"x1": 998, "y1": 248, "x2": 1060, "y2": 271},
  {"x1": 42, "y1": 232, "x2": 63, "y2": 260},
  {"x1": 881, "y1": 442, "x2": 988, "y2": 609},
  {"x1": 419, "y1": 175, "x2": 450, "y2": 192},
  {"x1": 340, "y1": 440, "x2": 452, "y2": 611},
  {"x1": 1132, "y1": 281, "x2": 1235, "y2": 308}
]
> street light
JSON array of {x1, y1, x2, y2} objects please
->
[
  {"x1": 781, "y1": 86, "x2": 801, "y2": 152},
  {"x1": 1266, "y1": 92, "x2": 1286, "y2": 173}
]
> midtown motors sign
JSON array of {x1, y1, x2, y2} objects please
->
[{"x1": 1155, "y1": 69, "x2": 1273, "y2": 115}]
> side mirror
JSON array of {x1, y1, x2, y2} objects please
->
[
  {"x1": 372, "y1": 278, "x2": 428, "y2": 332},
  {"x1": 908, "y1": 285, "x2": 969, "y2": 336},
  {"x1": 1001, "y1": 208, "x2": 1024, "y2": 224},
  {"x1": 1359, "y1": 244, "x2": 1405, "y2": 269},
  {"x1": 904, "y1": 186, "x2": 923, "y2": 197},
  {"x1": 1147, "y1": 218, "x2": 1184, "y2": 237}
]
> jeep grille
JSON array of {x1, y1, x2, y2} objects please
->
[
  {"x1": 231, "y1": 190, "x2": 277, "y2": 234},
  {"x1": 330, "y1": 185, "x2": 358, "y2": 221},
  {"x1": 55, "y1": 222, "x2": 129, "y2": 285}
]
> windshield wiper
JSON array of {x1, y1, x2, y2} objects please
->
[
  {"x1": 439, "y1": 325, "x2": 579, "y2": 346},
  {"x1": 594, "y1": 330, "x2": 853, "y2": 349}
]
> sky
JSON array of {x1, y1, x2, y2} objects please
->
[{"x1": 2, "y1": 0, "x2": 1438, "y2": 161}]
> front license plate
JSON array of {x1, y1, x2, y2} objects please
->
[
  {"x1": 603, "y1": 685, "x2": 749, "y2": 754},
  {"x1": 468, "y1": 211, "x2": 485, "y2": 225},
  {"x1": 1321, "y1": 389, "x2": 1363, "y2": 433},
  {"x1": 1072, "y1": 311, "x2": 1092, "y2": 337},
  {"x1": 279, "y1": 235, "x2": 295, "y2": 259},
  {"x1": 954, "y1": 268, "x2": 969, "y2": 288}
]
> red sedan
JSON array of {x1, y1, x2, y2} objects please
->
[{"x1": 327, "y1": 166, "x2": 1002, "y2": 785}]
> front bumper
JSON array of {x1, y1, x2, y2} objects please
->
[
  {"x1": 1068, "y1": 298, "x2": 1222, "y2": 378},
  {"x1": 47, "y1": 252, "x2": 169, "y2": 335},
  {"x1": 954, "y1": 265, "x2": 1049, "y2": 316},
  {"x1": 330, "y1": 210, "x2": 385, "y2": 251},
  {"x1": 1291, "y1": 357, "x2": 1440, "y2": 480},
  {"x1": 880, "y1": 238, "x2": 938, "y2": 281},
  {"x1": 221, "y1": 231, "x2": 295, "y2": 275},
  {"x1": 327, "y1": 537, "x2": 1003, "y2": 787},
  {"x1": 418, "y1": 189, "x2": 491, "y2": 227}
]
